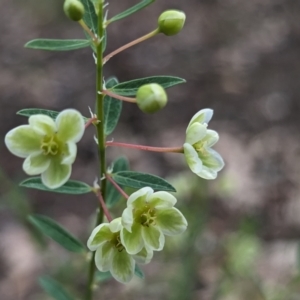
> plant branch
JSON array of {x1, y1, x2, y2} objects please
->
[
  {"x1": 86, "y1": 2, "x2": 106, "y2": 300},
  {"x1": 106, "y1": 174, "x2": 129, "y2": 200},
  {"x1": 78, "y1": 19, "x2": 98, "y2": 44},
  {"x1": 95, "y1": 189, "x2": 112, "y2": 222},
  {"x1": 103, "y1": 28, "x2": 159, "y2": 64},
  {"x1": 106, "y1": 141, "x2": 184, "y2": 153},
  {"x1": 102, "y1": 89, "x2": 136, "y2": 103}
]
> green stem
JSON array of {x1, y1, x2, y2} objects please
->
[{"x1": 86, "y1": 2, "x2": 106, "y2": 300}]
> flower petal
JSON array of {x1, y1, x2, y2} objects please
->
[
  {"x1": 41, "y1": 159, "x2": 71, "y2": 189},
  {"x1": 95, "y1": 242, "x2": 114, "y2": 272},
  {"x1": 156, "y1": 208, "x2": 188, "y2": 236},
  {"x1": 87, "y1": 223, "x2": 112, "y2": 251},
  {"x1": 133, "y1": 247, "x2": 153, "y2": 265},
  {"x1": 5, "y1": 125, "x2": 42, "y2": 158},
  {"x1": 56, "y1": 109, "x2": 85, "y2": 143},
  {"x1": 121, "y1": 223, "x2": 144, "y2": 255},
  {"x1": 111, "y1": 249, "x2": 135, "y2": 284},
  {"x1": 61, "y1": 142, "x2": 77, "y2": 165},
  {"x1": 201, "y1": 148, "x2": 224, "y2": 171},
  {"x1": 185, "y1": 123, "x2": 207, "y2": 145},
  {"x1": 29, "y1": 115, "x2": 56, "y2": 136},
  {"x1": 148, "y1": 191, "x2": 177, "y2": 209},
  {"x1": 127, "y1": 187, "x2": 153, "y2": 209},
  {"x1": 142, "y1": 226, "x2": 165, "y2": 251},
  {"x1": 23, "y1": 153, "x2": 50, "y2": 175},
  {"x1": 121, "y1": 208, "x2": 134, "y2": 232},
  {"x1": 197, "y1": 148, "x2": 225, "y2": 179},
  {"x1": 183, "y1": 143, "x2": 203, "y2": 174},
  {"x1": 187, "y1": 108, "x2": 213, "y2": 129},
  {"x1": 203, "y1": 129, "x2": 219, "y2": 147},
  {"x1": 109, "y1": 217, "x2": 122, "y2": 233}
]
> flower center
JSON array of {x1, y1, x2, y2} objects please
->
[
  {"x1": 139, "y1": 205, "x2": 157, "y2": 227},
  {"x1": 111, "y1": 233, "x2": 125, "y2": 252},
  {"x1": 41, "y1": 135, "x2": 60, "y2": 156},
  {"x1": 194, "y1": 141, "x2": 208, "y2": 156}
]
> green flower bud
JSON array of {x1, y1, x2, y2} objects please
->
[
  {"x1": 158, "y1": 10, "x2": 186, "y2": 36},
  {"x1": 136, "y1": 84, "x2": 168, "y2": 114},
  {"x1": 64, "y1": 0, "x2": 85, "y2": 21}
]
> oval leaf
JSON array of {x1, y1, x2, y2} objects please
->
[
  {"x1": 106, "y1": 157, "x2": 130, "y2": 207},
  {"x1": 112, "y1": 171, "x2": 176, "y2": 192},
  {"x1": 29, "y1": 214, "x2": 86, "y2": 253},
  {"x1": 110, "y1": 76, "x2": 186, "y2": 96},
  {"x1": 39, "y1": 276, "x2": 74, "y2": 300},
  {"x1": 81, "y1": 0, "x2": 98, "y2": 33},
  {"x1": 104, "y1": 77, "x2": 122, "y2": 136},
  {"x1": 20, "y1": 177, "x2": 92, "y2": 195},
  {"x1": 107, "y1": 0, "x2": 156, "y2": 24},
  {"x1": 17, "y1": 108, "x2": 89, "y2": 123},
  {"x1": 25, "y1": 39, "x2": 90, "y2": 51}
]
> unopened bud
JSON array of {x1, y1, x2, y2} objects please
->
[
  {"x1": 64, "y1": 0, "x2": 85, "y2": 21},
  {"x1": 136, "y1": 84, "x2": 168, "y2": 114},
  {"x1": 158, "y1": 10, "x2": 186, "y2": 36}
]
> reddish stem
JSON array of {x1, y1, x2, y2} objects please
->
[
  {"x1": 106, "y1": 174, "x2": 129, "y2": 200},
  {"x1": 85, "y1": 117, "x2": 98, "y2": 129},
  {"x1": 102, "y1": 90, "x2": 136, "y2": 103},
  {"x1": 95, "y1": 190, "x2": 112, "y2": 222},
  {"x1": 106, "y1": 141, "x2": 184, "y2": 153}
]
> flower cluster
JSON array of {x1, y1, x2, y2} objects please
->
[{"x1": 87, "y1": 187, "x2": 187, "y2": 283}]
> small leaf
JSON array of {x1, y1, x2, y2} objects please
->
[
  {"x1": 106, "y1": 157, "x2": 130, "y2": 207},
  {"x1": 25, "y1": 39, "x2": 90, "y2": 51},
  {"x1": 39, "y1": 276, "x2": 74, "y2": 300},
  {"x1": 107, "y1": 0, "x2": 155, "y2": 24},
  {"x1": 112, "y1": 171, "x2": 176, "y2": 192},
  {"x1": 110, "y1": 76, "x2": 186, "y2": 96},
  {"x1": 17, "y1": 108, "x2": 89, "y2": 123},
  {"x1": 20, "y1": 177, "x2": 92, "y2": 195},
  {"x1": 28, "y1": 215, "x2": 86, "y2": 253},
  {"x1": 104, "y1": 77, "x2": 122, "y2": 136},
  {"x1": 134, "y1": 264, "x2": 145, "y2": 279},
  {"x1": 80, "y1": 0, "x2": 98, "y2": 33}
]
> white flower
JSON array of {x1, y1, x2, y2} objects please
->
[
  {"x1": 183, "y1": 108, "x2": 224, "y2": 179},
  {"x1": 5, "y1": 109, "x2": 85, "y2": 189}
]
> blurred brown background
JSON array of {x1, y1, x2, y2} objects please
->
[{"x1": 1, "y1": 0, "x2": 300, "y2": 299}]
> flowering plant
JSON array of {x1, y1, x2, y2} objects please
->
[{"x1": 4, "y1": 0, "x2": 224, "y2": 299}]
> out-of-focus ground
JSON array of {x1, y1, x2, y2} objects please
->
[{"x1": 1, "y1": 0, "x2": 300, "y2": 299}]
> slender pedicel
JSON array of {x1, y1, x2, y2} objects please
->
[
  {"x1": 106, "y1": 174, "x2": 129, "y2": 200},
  {"x1": 106, "y1": 141, "x2": 184, "y2": 153}
]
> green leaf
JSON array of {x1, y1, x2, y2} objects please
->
[
  {"x1": 110, "y1": 76, "x2": 186, "y2": 96},
  {"x1": 20, "y1": 177, "x2": 92, "y2": 195},
  {"x1": 80, "y1": 0, "x2": 98, "y2": 33},
  {"x1": 104, "y1": 77, "x2": 122, "y2": 135},
  {"x1": 25, "y1": 39, "x2": 90, "y2": 51},
  {"x1": 107, "y1": 0, "x2": 156, "y2": 24},
  {"x1": 28, "y1": 214, "x2": 86, "y2": 253},
  {"x1": 17, "y1": 108, "x2": 89, "y2": 123},
  {"x1": 106, "y1": 157, "x2": 130, "y2": 207},
  {"x1": 134, "y1": 264, "x2": 145, "y2": 279},
  {"x1": 39, "y1": 276, "x2": 74, "y2": 300},
  {"x1": 112, "y1": 171, "x2": 176, "y2": 192}
]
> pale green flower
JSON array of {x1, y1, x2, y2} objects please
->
[
  {"x1": 121, "y1": 187, "x2": 187, "y2": 255},
  {"x1": 87, "y1": 218, "x2": 153, "y2": 284},
  {"x1": 5, "y1": 109, "x2": 85, "y2": 189},
  {"x1": 183, "y1": 108, "x2": 224, "y2": 180}
]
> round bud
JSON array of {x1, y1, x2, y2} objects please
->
[
  {"x1": 158, "y1": 10, "x2": 186, "y2": 36},
  {"x1": 136, "y1": 84, "x2": 168, "y2": 114},
  {"x1": 64, "y1": 0, "x2": 85, "y2": 22}
]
